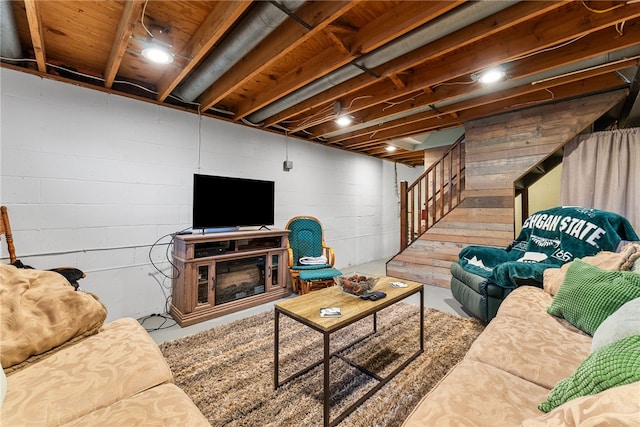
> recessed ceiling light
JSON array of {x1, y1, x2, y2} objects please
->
[
  {"x1": 142, "y1": 46, "x2": 174, "y2": 64},
  {"x1": 335, "y1": 116, "x2": 352, "y2": 126},
  {"x1": 141, "y1": 39, "x2": 174, "y2": 64},
  {"x1": 386, "y1": 145, "x2": 397, "y2": 152},
  {"x1": 471, "y1": 67, "x2": 505, "y2": 84}
]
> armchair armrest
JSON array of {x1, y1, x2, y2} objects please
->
[
  {"x1": 322, "y1": 246, "x2": 336, "y2": 266},
  {"x1": 288, "y1": 248, "x2": 295, "y2": 269}
]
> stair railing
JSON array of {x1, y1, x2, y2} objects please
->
[{"x1": 400, "y1": 135, "x2": 465, "y2": 249}]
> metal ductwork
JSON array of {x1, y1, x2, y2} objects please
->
[
  {"x1": 174, "y1": 0, "x2": 306, "y2": 102},
  {"x1": 246, "y1": 0, "x2": 518, "y2": 125},
  {"x1": 0, "y1": 0, "x2": 23, "y2": 60}
]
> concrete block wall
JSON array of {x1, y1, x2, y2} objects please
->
[{"x1": 0, "y1": 68, "x2": 421, "y2": 321}]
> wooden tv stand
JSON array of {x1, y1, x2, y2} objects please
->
[{"x1": 169, "y1": 229, "x2": 291, "y2": 327}]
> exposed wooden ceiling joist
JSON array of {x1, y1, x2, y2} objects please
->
[{"x1": 22, "y1": 0, "x2": 46, "y2": 72}]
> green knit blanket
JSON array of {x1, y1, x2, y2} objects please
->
[{"x1": 458, "y1": 206, "x2": 639, "y2": 290}]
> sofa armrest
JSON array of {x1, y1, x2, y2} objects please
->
[
  {"x1": 450, "y1": 262, "x2": 486, "y2": 293},
  {"x1": 450, "y1": 262, "x2": 513, "y2": 323}
]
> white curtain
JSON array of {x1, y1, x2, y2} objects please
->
[{"x1": 560, "y1": 127, "x2": 639, "y2": 233}]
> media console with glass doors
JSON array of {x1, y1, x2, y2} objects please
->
[{"x1": 169, "y1": 229, "x2": 291, "y2": 327}]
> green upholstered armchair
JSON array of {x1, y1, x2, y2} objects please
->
[{"x1": 285, "y1": 216, "x2": 341, "y2": 294}]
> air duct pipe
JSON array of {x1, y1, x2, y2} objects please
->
[
  {"x1": 246, "y1": 0, "x2": 518, "y2": 124},
  {"x1": 174, "y1": 0, "x2": 306, "y2": 102},
  {"x1": 0, "y1": 0, "x2": 23, "y2": 60}
]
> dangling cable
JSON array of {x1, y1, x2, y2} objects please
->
[
  {"x1": 141, "y1": 0, "x2": 153, "y2": 38},
  {"x1": 197, "y1": 104, "x2": 202, "y2": 172}
]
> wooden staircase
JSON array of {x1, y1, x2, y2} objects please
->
[
  {"x1": 386, "y1": 89, "x2": 628, "y2": 288},
  {"x1": 399, "y1": 135, "x2": 465, "y2": 250}
]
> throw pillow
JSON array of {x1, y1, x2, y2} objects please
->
[
  {"x1": 539, "y1": 334, "x2": 640, "y2": 412},
  {"x1": 547, "y1": 260, "x2": 640, "y2": 335},
  {"x1": 591, "y1": 297, "x2": 640, "y2": 353},
  {"x1": 0, "y1": 265, "x2": 107, "y2": 369}
]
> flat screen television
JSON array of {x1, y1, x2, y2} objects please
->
[{"x1": 192, "y1": 174, "x2": 275, "y2": 230}]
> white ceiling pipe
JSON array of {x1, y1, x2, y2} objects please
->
[
  {"x1": 0, "y1": 0, "x2": 23, "y2": 59},
  {"x1": 246, "y1": 0, "x2": 518, "y2": 124},
  {"x1": 174, "y1": 0, "x2": 306, "y2": 102}
]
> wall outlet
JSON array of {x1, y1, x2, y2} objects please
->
[{"x1": 283, "y1": 160, "x2": 293, "y2": 171}]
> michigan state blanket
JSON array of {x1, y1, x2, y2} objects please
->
[{"x1": 458, "y1": 206, "x2": 639, "y2": 290}]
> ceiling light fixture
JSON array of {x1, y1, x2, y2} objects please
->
[
  {"x1": 335, "y1": 115, "x2": 352, "y2": 126},
  {"x1": 471, "y1": 67, "x2": 506, "y2": 84},
  {"x1": 139, "y1": 2, "x2": 174, "y2": 65},
  {"x1": 141, "y1": 39, "x2": 174, "y2": 64},
  {"x1": 385, "y1": 145, "x2": 397, "y2": 152},
  {"x1": 333, "y1": 100, "x2": 353, "y2": 126}
]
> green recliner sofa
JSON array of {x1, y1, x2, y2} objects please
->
[{"x1": 450, "y1": 206, "x2": 639, "y2": 323}]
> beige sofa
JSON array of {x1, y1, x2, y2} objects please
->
[
  {"x1": 403, "y1": 246, "x2": 640, "y2": 427},
  {"x1": 0, "y1": 265, "x2": 210, "y2": 426}
]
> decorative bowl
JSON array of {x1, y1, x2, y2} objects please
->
[{"x1": 334, "y1": 273, "x2": 379, "y2": 296}]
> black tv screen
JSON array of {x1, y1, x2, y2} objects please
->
[{"x1": 192, "y1": 174, "x2": 275, "y2": 229}]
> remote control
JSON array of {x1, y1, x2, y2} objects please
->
[
  {"x1": 359, "y1": 291, "x2": 387, "y2": 301},
  {"x1": 390, "y1": 281, "x2": 408, "y2": 288}
]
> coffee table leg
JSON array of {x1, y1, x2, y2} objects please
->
[
  {"x1": 324, "y1": 332, "x2": 330, "y2": 427},
  {"x1": 274, "y1": 308, "x2": 280, "y2": 388},
  {"x1": 420, "y1": 286, "x2": 424, "y2": 352}
]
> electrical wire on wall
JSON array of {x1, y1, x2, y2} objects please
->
[
  {"x1": 283, "y1": 130, "x2": 292, "y2": 171},
  {"x1": 285, "y1": 130, "x2": 289, "y2": 160},
  {"x1": 197, "y1": 104, "x2": 202, "y2": 172},
  {"x1": 148, "y1": 230, "x2": 184, "y2": 281},
  {"x1": 394, "y1": 161, "x2": 401, "y2": 218},
  {"x1": 139, "y1": 227, "x2": 190, "y2": 331}
]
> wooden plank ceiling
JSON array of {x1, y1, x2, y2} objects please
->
[{"x1": 3, "y1": 0, "x2": 640, "y2": 167}]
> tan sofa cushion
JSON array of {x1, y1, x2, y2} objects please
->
[
  {"x1": 402, "y1": 359, "x2": 550, "y2": 427},
  {"x1": 465, "y1": 314, "x2": 591, "y2": 390},
  {"x1": 0, "y1": 265, "x2": 107, "y2": 370},
  {"x1": 521, "y1": 381, "x2": 640, "y2": 427},
  {"x1": 59, "y1": 384, "x2": 210, "y2": 427},
  {"x1": 493, "y1": 285, "x2": 583, "y2": 334},
  {"x1": 467, "y1": 286, "x2": 591, "y2": 387},
  {"x1": 1, "y1": 318, "x2": 174, "y2": 427}
]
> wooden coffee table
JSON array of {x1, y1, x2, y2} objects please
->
[{"x1": 274, "y1": 276, "x2": 424, "y2": 427}]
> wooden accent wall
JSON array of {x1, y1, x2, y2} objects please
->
[
  {"x1": 387, "y1": 89, "x2": 628, "y2": 288},
  {"x1": 423, "y1": 145, "x2": 450, "y2": 166}
]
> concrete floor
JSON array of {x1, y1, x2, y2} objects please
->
[{"x1": 145, "y1": 258, "x2": 469, "y2": 344}]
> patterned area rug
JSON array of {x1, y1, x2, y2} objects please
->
[{"x1": 160, "y1": 302, "x2": 484, "y2": 427}]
